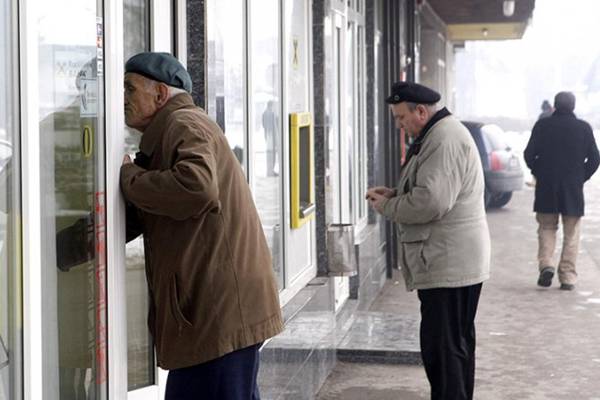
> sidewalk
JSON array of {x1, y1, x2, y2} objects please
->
[{"x1": 318, "y1": 185, "x2": 600, "y2": 400}]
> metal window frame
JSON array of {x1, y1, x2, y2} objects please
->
[
  {"x1": 3, "y1": 0, "x2": 23, "y2": 399},
  {"x1": 20, "y1": 0, "x2": 43, "y2": 397}
]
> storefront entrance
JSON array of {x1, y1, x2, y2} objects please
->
[
  {"x1": 16, "y1": 0, "x2": 182, "y2": 398},
  {"x1": 35, "y1": 1, "x2": 107, "y2": 399}
]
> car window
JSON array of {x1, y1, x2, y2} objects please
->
[{"x1": 481, "y1": 124, "x2": 507, "y2": 151}]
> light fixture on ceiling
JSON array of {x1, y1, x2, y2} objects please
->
[
  {"x1": 503, "y1": 0, "x2": 515, "y2": 17},
  {"x1": 482, "y1": 28, "x2": 489, "y2": 37}
]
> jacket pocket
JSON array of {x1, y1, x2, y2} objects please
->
[
  {"x1": 170, "y1": 275, "x2": 193, "y2": 333},
  {"x1": 400, "y1": 227, "x2": 431, "y2": 274}
]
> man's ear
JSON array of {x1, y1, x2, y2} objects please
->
[
  {"x1": 155, "y1": 83, "x2": 170, "y2": 107},
  {"x1": 417, "y1": 104, "x2": 429, "y2": 120},
  {"x1": 416, "y1": 104, "x2": 428, "y2": 120}
]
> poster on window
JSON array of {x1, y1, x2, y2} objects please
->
[{"x1": 38, "y1": 45, "x2": 96, "y2": 119}]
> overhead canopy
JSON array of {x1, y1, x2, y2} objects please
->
[{"x1": 426, "y1": 0, "x2": 536, "y2": 41}]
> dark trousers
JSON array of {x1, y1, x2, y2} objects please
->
[
  {"x1": 165, "y1": 343, "x2": 262, "y2": 400},
  {"x1": 417, "y1": 283, "x2": 482, "y2": 400}
]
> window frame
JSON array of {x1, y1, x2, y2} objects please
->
[{"x1": 1, "y1": 0, "x2": 23, "y2": 399}]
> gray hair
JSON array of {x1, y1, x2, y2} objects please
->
[
  {"x1": 168, "y1": 86, "x2": 188, "y2": 99},
  {"x1": 141, "y1": 76, "x2": 188, "y2": 98},
  {"x1": 405, "y1": 102, "x2": 438, "y2": 113}
]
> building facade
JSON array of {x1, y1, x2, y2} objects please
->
[{"x1": 0, "y1": 0, "x2": 533, "y2": 399}]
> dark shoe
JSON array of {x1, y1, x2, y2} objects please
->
[
  {"x1": 560, "y1": 283, "x2": 575, "y2": 291},
  {"x1": 537, "y1": 267, "x2": 555, "y2": 287}
]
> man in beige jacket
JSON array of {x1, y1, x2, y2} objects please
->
[
  {"x1": 120, "y1": 52, "x2": 283, "y2": 400},
  {"x1": 367, "y1": 82, "x2": 490, "y2": 400}
]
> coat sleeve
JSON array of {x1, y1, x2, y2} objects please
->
[
  {"x1": 120, "y1": 124, "x2": 220, "y2": 221},
  {"x1": 380, "y1": 140, "x2": 463, "y2": 225},
  {"x1": 524, "y1": 122, "x2": 540, "y2": 173},
  {"x1": 584, "y1": 125, "x2": 600, "y2": 181}
]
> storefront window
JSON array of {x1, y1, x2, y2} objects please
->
[
  {"x1": 250, "y1": 0, "x2": 283, "y2": 289},
  {"x1": 0, "y1": 1, "x2": 21, "y2": 399},
  {"x1": 38, "y1": 1, "x2": 107, "y2": 399},
  {"x1": 206, "y1": 0, "x2": 246, "y2": 170},
  {"x1": 123, "y1": 0, "x2": 154, "y2": 391}
]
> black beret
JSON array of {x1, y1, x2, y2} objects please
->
[
  {"x1": 125, "y1": 52, "x2": 192, "y2": 93},
  {"x1": 385, "y1": 81, "x2": 440, "y2": 105}
]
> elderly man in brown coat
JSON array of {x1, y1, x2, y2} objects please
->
[{"x1": 120, "y1": 52, "x2": 283, "y2": 400}]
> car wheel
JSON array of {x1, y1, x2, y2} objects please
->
[
  {"x1": 489, "y1": 191, "x2": 513, "y2": 208},
  {"x1": 484, "y1": 186, "x2": 492, "y2": 209}
]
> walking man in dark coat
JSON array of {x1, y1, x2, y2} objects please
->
[{"x1": 524, "y1": 91, "x2": 600, "y2": 290}]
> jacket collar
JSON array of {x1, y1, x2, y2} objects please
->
[
  {"x1": 553, "y1": 109, "x2": 576, "y2": 118},
  {"x1": 139, "y1": 93, "x2": 195, "y2": 156},
  {"x1": 420, "y1": 107, "x2": 451, "y2": 139},
  {"x1": 405, "y1": 107, "x2": 451, "y2": 161}
]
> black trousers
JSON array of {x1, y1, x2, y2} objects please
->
[
  {"x1": 165, "y1": 343, "x2": 262, "y2": 400},
  {"x1": 418, "y1": 283, "x2": 482, "y2": 400}
]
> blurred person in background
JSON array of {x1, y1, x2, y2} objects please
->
[
  {"x1": 538, "y1": 99, "x2": 554, "y2": 120},
  {"x1": 526, "y1": 99, "x2": 554, "y2": 188}
]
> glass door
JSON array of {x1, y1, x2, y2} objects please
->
[
  {"x1": 206, "y1": 0, "x2": 246, "y2": 171},
  {"x1": 37, "y1": 1, "x2": 107, "y2": 399},
  {"x1": 249, "y1": 0, "x2": 284, "y2": 290},
  {"x1": 123, "y1": 0, "x2": 156, "y2": 395},
  {"x1": 123, "y1": 1, "x2": 175, "y2": 398}
]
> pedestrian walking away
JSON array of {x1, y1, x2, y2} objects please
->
[
  {"x1": 366, "y1": 81, "x2": 491, "y2": 400},
  {"x1": 120, "y1": 52, "x2": 283, "y2": 400},
  {"x1": 524, "y1": 91, "x2": 600, "y2": 291}
]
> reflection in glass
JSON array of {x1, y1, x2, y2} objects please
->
[
  {"x1": 250, "y1": 0, "x2": 283, "y2": 289},
  {"x1": 123, "y1": 0, "x2": 155, "y2": 391},
  {"x1": 0, "y1": 1, "x2": 20, "y2": 399},
  {"x1": 38, "y1": 2, "x2": 107, "y2": 399},
  {"x1": 207, "y1": 0, "x2": 245, "y2": 169}
]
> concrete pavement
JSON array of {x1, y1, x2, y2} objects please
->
[{"x1": 317, "y1": 177, "x2": 600, "y2": 400}]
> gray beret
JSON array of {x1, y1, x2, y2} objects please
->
[
  {"x1": 385, "y1": 81, "x2": 440, "y2": 105},
  {"x1": 125, "y1": 52, "x2": 192, "y2": 93}
]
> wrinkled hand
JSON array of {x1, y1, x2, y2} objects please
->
[
  {"x1": 122, "y1": 154, "x2": 132, "y2": 165},
  {"x1": 366, "y1": 186, "x2": 394, "y2": 213},
  {"x1": 366, "y1": 186, "x2": 394, "y2": 199}
]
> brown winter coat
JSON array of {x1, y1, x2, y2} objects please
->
[{"x1": 120, "y1": 93, "x2": 283, "y2": 370}]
